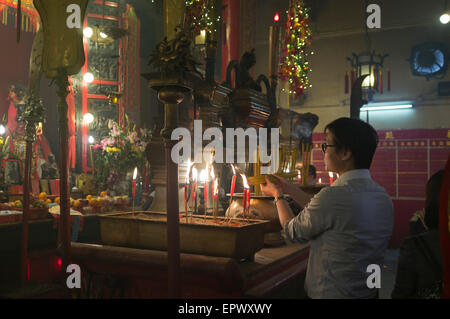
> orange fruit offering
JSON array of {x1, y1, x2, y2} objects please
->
[
  {"x1": 100, "y1": 191, "x2": 108, "y2": 197},
  {"x1": 86, "y1": 195, "x2": 93, "y2": 201},
  {"x1": 39, "y1": 192, "x2": 47, "y2": 201},
  {"x1": 73, "y1": 200, "x2": 81, "y2": 208},
  {"x1": 45, "y1": 199, "x2": 52, "y2": 204},
  {"x1": 55, "y1": 197, "x2": 60, "y2": 205}
]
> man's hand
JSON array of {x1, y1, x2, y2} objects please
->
[
  {"x1": 270, "y1": 174, "x2": 313, "y2": 208},
  {"x1": 271, "y1": 174, "x2": 299, "y2": 197},
  {"x1": 260, "y1": 176, "x2": 282, "y2": 198}
]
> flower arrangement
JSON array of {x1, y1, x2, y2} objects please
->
[{"x1": 92, "y1": 117, "x2": 151, "y2": 194}]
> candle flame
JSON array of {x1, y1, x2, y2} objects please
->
[
  {"x1": 329, "y1": 172, "x2": 333, "y2": 178},
  {"x1": 241, "y1": 174, "x2": 250, "y2": 189},
  {"x1": 200, "y1": 169, "x2": 207, "y2": 183},
  {"x1": 210, "y1": 165, "x2": 215, "y2": 180},
  {"x1": 186, "y1": 159, "x2": 193, "y2": 183},
  {"x1": 319, "y1": 178, "x2": 322, "y2": 184},
  {"x1": 231, "y1": 164, "x2": 236, "y2": 175},
  {"x1": 133, "y1": 167, "x2": 138, "y2": 180},
  {"x1": 192, "y1": 167, "x2": 198, "y2": 182},
  {"x1": 214, "y1": 179, "x2": 219, "y2": 195}
]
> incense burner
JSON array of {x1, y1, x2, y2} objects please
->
[{"x1": 98, "y1": 211, "x2": 269, "y2": 261}]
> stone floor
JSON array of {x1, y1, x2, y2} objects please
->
[{"x1": 380, "y1": 249, "x2": 400, "y2": 299}]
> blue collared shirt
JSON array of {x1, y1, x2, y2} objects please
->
[{"x1": 284, "y1": 169, "x2": 394, "y2": 298}]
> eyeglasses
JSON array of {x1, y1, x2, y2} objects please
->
[{"x1": 321, "y1": 143, "x2": 337, "y2": 153}]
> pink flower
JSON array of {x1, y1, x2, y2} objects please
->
[
  {"x1": 127, "y1": 131, "x2": 138, "y2": 144},
  {"x1": 92, "y1": 144, "x2": 103, "y2": 151},
  {"x1": 101, "y1": 137, "x2": 115, "y2": 149}
]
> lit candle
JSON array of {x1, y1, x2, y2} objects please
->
[
  {"x1": 201, "y1": 166, "x2": 208, "y2": 217},
  {"x1": 192, "y1": 167, "x2": 198, "y2": 215},
  {"x1": 213, "y1": 179, "x2": 219, "y2": 218},
  {"x1": 184, "y1": 160, "x2": 193, "y2": 219},
  {"x1": 241, "y1": 174, "x2": 250, "y2": 218},
  {"x1": 210, "y1": 166, "x2": 216, "y2": 217},
  {"x1": 297, "y1": 170, "x2": 301, "y2": 184},
  {"x1": 329, "y1": 172, "x2": 334, "y2": 185},
  {"x1": 132, "y1": 167, "x2": 138, "y2": 216},
  {"x1": 319, "y1": 177, "x2": 322, "y2": 184},
  {"x1": 229, "y1": 165, "x2": 237, "y2": 206}
]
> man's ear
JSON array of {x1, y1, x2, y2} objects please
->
[{"x1": 340, "y1": 149, "x2": 352, "y2": 161}]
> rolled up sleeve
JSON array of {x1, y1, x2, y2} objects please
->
[{"x1": 284, "y1": 187, "x2": 335, "y2": 243}]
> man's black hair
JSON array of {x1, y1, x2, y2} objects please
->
[
  {"x1": 424, "y1": 169, "x2": 444, "y2": 230},
  {"x1": 324, "y1": 118, "x2": 379, "y2": 169}
]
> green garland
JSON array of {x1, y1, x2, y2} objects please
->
[{"x1": 279, "y1": 0, "x2": 313, "y2": 98}]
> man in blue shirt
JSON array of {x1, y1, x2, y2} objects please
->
[{"x1": 261, "y1": 118, "x2": 394, "y2": 299}]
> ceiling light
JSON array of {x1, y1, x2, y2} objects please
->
[{"x1": 361, "y1": 102, "x2": 413, "y2": 111}]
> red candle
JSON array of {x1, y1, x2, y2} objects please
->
[
  {"x1": 132, "y1": 167, "x2": 137, "y2": 216},
  {"x1": 230, "y1": 175, "x2": 237, "y2": 199},
  {"x1": 242, "y1": 189, "x2": 247, "y2": 217},
  {"x1": 210, "y1": 166, "x2": 216, "y2": 215},
  {"x1": 192, "y1": 168, "x2": 198, "y2": 212},
  {"x1": 184, "y1": 184, "x2": 188, "y2": 218},
  {"x1": 240, "y1": 174, "x2": 250, "y2": 218},
  {"x1": 204, "y1": 183, "x2": 208, "y2": 215},
  {"x1": 213, "y1": 179, "x2": 219, "y2": 217},
  {"x1": 246, "y1": 188, "x2": 251, "y2": 217},
  {"x1": 132, "y1": 168, "x2": 137, "y2": 199},
  {"x1": 202, "y1": 166, "x2": 209, "y2": 216}
]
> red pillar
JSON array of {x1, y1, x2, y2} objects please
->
[{"x1": 221, "y1": 0, "x2": 240, "y2": 82}]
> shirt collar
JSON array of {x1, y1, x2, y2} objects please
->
[{"x1": 332, "y1": 169, "x2": 371, "y2": 186}]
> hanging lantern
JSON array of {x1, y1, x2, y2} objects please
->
[
  {"x1": 347, "y1": 51, "x2": 388, "y2": 101},
  {"x1": 33, "y1": 0, "x2": 89, "y2": 78}
]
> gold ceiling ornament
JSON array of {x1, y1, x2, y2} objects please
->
[
  {"x1": 108, "y1": 91, "x2": 123, "y2": 104},
  {"x1": 33, "y1": 0, "x2": 89, "y2": 78}
]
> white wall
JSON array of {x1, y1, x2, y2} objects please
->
[{"x1": 255, "y1": 0, "x2": 450, "y2": 131}]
